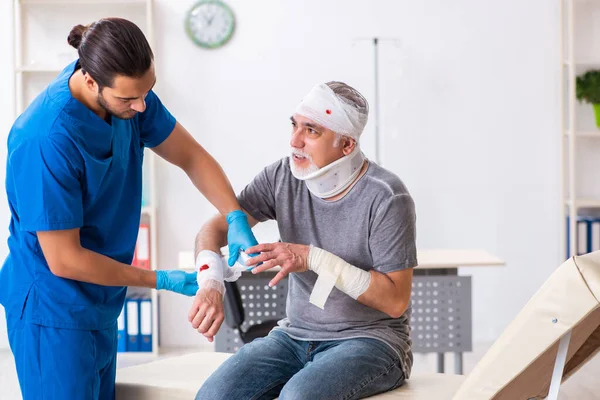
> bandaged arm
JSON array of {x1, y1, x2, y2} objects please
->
[
  {"x1": 195, "y1": 250, "x2": 248, "y2": 296},
  {"x1": 308, "y1": 246, "x2": 412, "y2": 318},
  {"x1": 308, "y1": 246, "x2": 371, "y2": 302},
  {"x1": 193, "y1": 210, "x2": 260, "y2": 296}
]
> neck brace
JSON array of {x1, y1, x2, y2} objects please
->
[{"x1": 291, "y1": 147, "x2": 365, "y2": 199}]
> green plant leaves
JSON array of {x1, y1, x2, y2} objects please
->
[{"x1": 576, "y1": 70, "x2": 600, "y2": 104}]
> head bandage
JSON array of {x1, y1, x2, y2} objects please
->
[
  {"x1": 291, "y1": 83, "x2": 368, "y2": 198},
  {"x1": 294, "y1": 83, "x2": 367, "y2": 141}
]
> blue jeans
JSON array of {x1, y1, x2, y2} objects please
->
[{"x1": 196, "y1": 330, "x2": 405, "y2": 400}]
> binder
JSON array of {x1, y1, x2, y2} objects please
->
[
  {"x1": 133, "y1": 224, "x2": 151, "y2": 270},
  {"x1": 567, "y1": 215, "x2": 594, "y2": 258},
  {"x1": 117, "y1": 305, "x2": 127, "y2": 352},
  {"x1": 577, "y1": 218, "x2": 590, "y2": 255},
  {"x1": 592, "y1": 219, "x2": 600, "y2": 252},
  {"x1": 139, "y1": 298, "x2": 153, "y2": 352},
  {"x1": 126, "y1": 297, "x2": 140, "y2": 352}
]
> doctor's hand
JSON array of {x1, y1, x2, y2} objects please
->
[
  {"x1": 226, "y1": 210, "x2": 259, "y2": 266},
  {"x1": 155, "y1": 270, "x2": 199, "y2": 296},
  {"x1": 245, "y1": 242, "x2": 310, "y2": 287},
  {"x1": 188, "y1": 287, "x2": 225, "y2": 342}
]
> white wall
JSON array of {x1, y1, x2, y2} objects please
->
[
  {"x1": 153, "y1": 0, "x2": 562, "y2": 346},
  {"x1": 0, "y1": 0, "x2": 562, "y2": 349},
  {"x1": 0, "y1": 0, "x2": 14, "y2": 349}
]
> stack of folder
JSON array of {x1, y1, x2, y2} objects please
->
[
  {"x1": 117, "y1": 296, "x2": 153, "y2": 352},
  {"x1": 566, "y1": 215, "x2": 600, "y2": 258}
]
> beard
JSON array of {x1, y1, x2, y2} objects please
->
[
  {"x1": 289, "y1": 149, "x2": 320, "y2": 178},
  {"x1": 97, "y1": 90, "x2": 138, "y2": 120}
]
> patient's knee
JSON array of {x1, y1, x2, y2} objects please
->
[{"x1": 278, "y1": 380, "x2": 320, "y2": 400}]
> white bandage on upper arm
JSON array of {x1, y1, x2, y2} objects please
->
[{"x1": 307, "y1": 246, "x2": 371, "y2": 309}]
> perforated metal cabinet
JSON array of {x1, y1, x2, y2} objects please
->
[
  {"x1": 410, "y1": 275, "x2": 472, "y2": 354},
  {"x1": 215, "y1": 272, "x2": 472, "y2": 358},
  {"x1": 215, "y1": 272, "x2": 288, "y2": 353}
]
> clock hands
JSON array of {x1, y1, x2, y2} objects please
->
[
  {"x1": 186, "y1": 1, "x2": 234, "y2": 48},
  {"x1": 199, "y1": 6, "x2": 218, "y2": 27}
]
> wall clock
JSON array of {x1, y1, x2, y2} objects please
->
[{"x1": 185, "y1": 0, "x2": 235, "y2": 49}]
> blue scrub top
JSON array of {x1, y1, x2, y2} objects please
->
[{"x1": 0, "y1": 61, "x2": 176, "y2": 330}]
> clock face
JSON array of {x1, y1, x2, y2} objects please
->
[{"x1": 185, "y1": 1, "x2": 235, "y2": 49}]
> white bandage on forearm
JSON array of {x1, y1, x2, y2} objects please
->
[
  {"x1": 196, "y1": 250, "x2": 249, "y2": 295},
  {"x1": 196, "y1": 250, "x2": 226, "y2": 295},
  {"x1": 308, "y1": 246, "x2": 371, "y2": 309}
]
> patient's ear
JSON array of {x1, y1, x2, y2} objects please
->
[{"x1": 342, "y1": 137, "x2": 356, "y2": 156}]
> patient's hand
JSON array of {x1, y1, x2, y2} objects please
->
[
  {"x1": 188, "y1": 288, "x2": 224, "y2": 342},
  {"x1": 246, "y1": 242, "x2": 310, "y2": 287}
]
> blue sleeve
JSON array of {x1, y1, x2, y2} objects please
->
[
  {"x1": 9, "y1": 134, "x2": 84, "y2": 231},
  {"x1": 138, "y1": 90, "x2": 177, "y2": 148}
]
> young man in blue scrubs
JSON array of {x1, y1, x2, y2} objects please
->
[{"x1": 0, "y1": 18, "x2": 257, "y2": 399}]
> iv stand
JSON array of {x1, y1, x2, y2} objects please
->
[{"x1": 353, "y1": 37, "x2": 401, "y2": 166}]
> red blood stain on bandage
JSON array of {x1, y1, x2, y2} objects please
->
[
  {"x1": 199, "y1": 264, "x2": 210, "y2": 271},
  {"x1": 326, "y1": 109, "x2": 332, "y2": 115}
]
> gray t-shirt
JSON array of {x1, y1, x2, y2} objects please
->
[{"x1": 238, "y1": 157, "x2": 417, "y2": 377}]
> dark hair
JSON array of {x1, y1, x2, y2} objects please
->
[{"x1": 67, "y1": 18, "x2": 154, "y2": 89}]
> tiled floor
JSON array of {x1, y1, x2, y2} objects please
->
[{"x1": 1, "y1": 342, "x2": 599, "y2": 399}]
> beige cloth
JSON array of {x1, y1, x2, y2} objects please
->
[
  {"x1": 453, "y1": 252, "x2": 600, "y2": 399},
  {"x1": 116, "y1": 352, "x2": 465, "y2": 399}
]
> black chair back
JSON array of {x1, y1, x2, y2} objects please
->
[{"x1": 223, "y1": 281, "x2": 245, "y2": 330}]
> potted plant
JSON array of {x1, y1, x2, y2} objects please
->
[{"x1": 576, "y1": 70, "x2": 600, "y2": 127}]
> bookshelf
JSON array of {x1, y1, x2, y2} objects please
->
[
  {"x1": 12, "y1": 0, "x2": 160, "y2": 356},
  {"x1": 561, "y1": 0, "x2": 600, "y2": 258}
]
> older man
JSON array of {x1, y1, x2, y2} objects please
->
[{"x1": 189, "y1": 81, "x2": 417, "y2": 399}]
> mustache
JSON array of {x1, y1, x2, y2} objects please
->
[{"x1": 291, "y1": 149, "x2": 312, "y2": 160}]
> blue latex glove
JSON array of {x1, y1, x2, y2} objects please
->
[
  {"x1": 155, "y1": 270, "x2": 199, "y2": 296},
  {"x1": 226, "y1": 210, "x2": 259, "y2": 267}
]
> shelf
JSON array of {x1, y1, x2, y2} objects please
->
[
  {"x1": 14, "y1": 0, "x2": 161, "y2": 358},
  {"x1": 15, "y1": 67, "x2": 63, "y2": 73},
  {"x1": 565, "y1": 199, "x2": 600, "y2": 208},
  {"x1": 141, "y1": 206, "x2": 154, "y2": 217},
  {"x1": 564, "y1": 131, "x2": 600, "y2": 138},
  {"x1": 563, "y1": 60, "x2": 600, "y2": 67},
  {"x1": 20, "y1": 0, "x2": 147, "y2": 4},
  {"x1": 560, "y1": 1, "x2": 600, "y2": 259}
]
